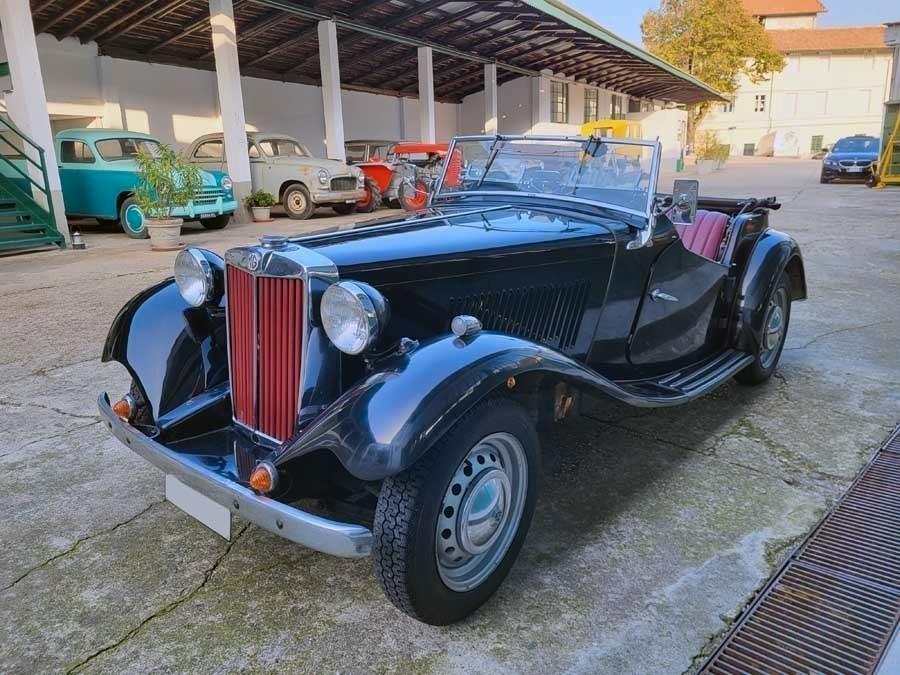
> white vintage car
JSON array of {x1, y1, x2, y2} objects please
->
[{"x1": 188, "y1": 132, "x2": 365, "y2": 219}]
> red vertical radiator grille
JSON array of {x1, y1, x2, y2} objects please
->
[
  {"x1": 226, "y1": 265, "x2": 304, "y2": 443},
  {"x1": 257, "y1": 276, "x2": 303, "y2": 442},
  {"x1": 226, "y1": 265, "x2": 255, "y2": 428}
]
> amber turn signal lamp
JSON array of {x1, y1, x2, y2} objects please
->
[
  {"x1": 250, "y1": 462, "x2": 277, "y2": 494},
  {"x1": 112, "y1": 395, "x2": 134, "y2": 421}
]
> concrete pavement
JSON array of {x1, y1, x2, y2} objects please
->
[{"x1": 1, "y1": 159, "x2": 898, "y2": 674}]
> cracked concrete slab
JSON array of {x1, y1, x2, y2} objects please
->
[{"x1": 0, "y1": 159, "x2": 897, "y2": 674}]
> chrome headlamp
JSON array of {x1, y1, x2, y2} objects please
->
[
  {"x1": 321, "y1": 281, "x2": 389, "y2": 355},
  {"x1": 221, "y1": 174, "x2": 233, "y2": 191},
  {"x1": 317, "y1": 169, "x2": 330, "y2": 185},
  {"x1": 174, "y1": 247, "x2": 220, "y2": 307}
]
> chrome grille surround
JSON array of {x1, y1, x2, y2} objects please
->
[{"x1": 224, "y1": 242, "x2": 338, "y2": 445}]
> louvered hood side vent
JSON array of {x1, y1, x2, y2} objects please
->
[{"x1": 448, "y1": 281, "x2": 590, "y2": 350}]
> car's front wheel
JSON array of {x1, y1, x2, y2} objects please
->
[
  {"x1": 736, "y1": 271, "x2": 791, "y2": 385},
  {"x1": 373, "y1": 398, "x2": 540, "y2": 625},
  {"x1": 119, "y1": 196, "x2": 148, "y2": 239},
  {"x1": 282, "y1": 184, "x2": 315, "y2": 220}
]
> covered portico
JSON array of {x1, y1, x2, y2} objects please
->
[{"x1": 4, "y1": 0, "x2": 721, "y2": 230}]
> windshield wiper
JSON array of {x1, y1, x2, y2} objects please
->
[
  {"x1": 474, "y1": 137, "x2": 502, "y2": 189},
  {"x1": 570, "y1": 138, "x2": 601, "y2": 196}
]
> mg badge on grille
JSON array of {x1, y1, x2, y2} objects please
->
[{"x1": 247, "y1": 252, "x2": 261, "y2": 271}]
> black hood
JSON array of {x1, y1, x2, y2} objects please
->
[{"x1": 295, "y1": 204, "x2": 621, "y2": 277}]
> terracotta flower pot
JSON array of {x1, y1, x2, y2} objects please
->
[
  {"x1": 146, "y1": 217, "x2": 183, "y2": 251},
  {"x1": 252, "y1": 206, "x2": 272, "y2": 222}
]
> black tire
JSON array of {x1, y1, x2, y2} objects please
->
[
  {"x1": 200, "y1": 213, "x2": 230, "y2": 230},
  {"x1": 356, "y1": 177, "x2": 381, "y2": 213},
  {"x1": 819, "y1": 173, "x2": 830, "y2": 184},
  {"x1": 118, "y1": 196, "x2": 148, "y2": 239},
  {"x1": 282, "y1": 184, "x2": 315, "y2": 220},
  {"x1": 736, "y1": 271, "x2": 792, "y2": 385},
  {"x1": 332, "y1": 202, "x2": 357, "y2": 216},
  {"x1": 373, "y1": 398, "x2": 540, "y2": 625}
]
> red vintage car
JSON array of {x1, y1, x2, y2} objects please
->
[{"x1": 356, "y1": 142, "x2": 449, "y2": 211}]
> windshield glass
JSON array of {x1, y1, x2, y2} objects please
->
[
  {"x1": 259, "y1": 139, "x2": 308, "y2": 157},
  {"x1": 437, "y1": 137, "x2": 657, "y2": 215},
  {"x1": 832, "y1": 137, "x2": 878, "y2": 153},
  {"x1": 95, "y1": 137, "x2": 160, "y2": 161}
]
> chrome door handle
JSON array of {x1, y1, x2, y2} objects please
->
[{"x1": 650, "y1": 288, "x2": 679, "y2": 302}]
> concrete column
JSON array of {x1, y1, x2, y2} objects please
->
[
  {"x1": 0, "y1": 0, "x2": 69, "y2": 242},
  {"x1": 209, "y1": 0, "x2": 252, "y2": 222},
  {"x1": 484, "y1": 63, "x2": 498, "y2": 135},
  {"x1": 318, "y1": 20, "x2": 346, "y2": 162},
  {"x1": 531, "y1": 69, "x2": 552, "y2": 131},
  {"x1": 417, "y1": 46, "x2": 436, "y2": 143}
]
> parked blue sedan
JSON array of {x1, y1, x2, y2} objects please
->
[{"x1": 56, "y1": 129, "x2": 237, "y2": 238}]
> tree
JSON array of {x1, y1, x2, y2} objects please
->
[{"x1": 642, "y1": 0, "x2": 785, "y2": 142}]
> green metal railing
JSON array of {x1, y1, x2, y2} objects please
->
[{"x1": 0, "y1": 114, "x2": 57, "y2": 226}]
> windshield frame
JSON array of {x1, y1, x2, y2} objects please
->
[{"x1": 431, "y1": 134, "x2": 661, "y2": 223}]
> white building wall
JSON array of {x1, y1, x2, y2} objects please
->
[
  {"x1": 702, "y1": 50, "x2": 893, "y2": 157},
  {"x1": 762, "y1": 15, "x2": 817, "y2": 29},
  {"x1": 0, "y1": 33, "x2": 460, "y2": 159}
]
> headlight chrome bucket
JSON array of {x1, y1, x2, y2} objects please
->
[{"x1": 321, "y1": 281, "x2": 389, "y2": 355}]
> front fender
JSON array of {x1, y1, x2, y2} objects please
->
[
  {"x1": 102, "y1": 278, "x2": 229, "y2": 424},
  {"x1": 276, "y1": 332, "x2": 665, "y2": 481},
  {"x1": 734, "y1": 229, "x2": 806, "y2": 352}
]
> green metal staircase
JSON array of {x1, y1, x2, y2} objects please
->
[{"x1": 0, "y1": 114, "x2": 65, "y2": 252}]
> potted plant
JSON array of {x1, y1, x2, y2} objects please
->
[
  {"x1": 244, "y1": 190, "x2": 276, "y2": 222},
  {"x1": 134, "y1": 144, "x2": 202, "y2": 251},
  {"x1": 695, "y1": 131, "x2": 720, "y2": 176}
]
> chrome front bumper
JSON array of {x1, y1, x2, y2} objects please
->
[
  {"x1": 97, "y1": 393, "x2": 372, "y2": 558},
  {"x1": 311, "y1": 188, "x2": 366, "y2": 203}
]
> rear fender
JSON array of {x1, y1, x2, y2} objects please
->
[
  {"x1": 276, "y1": 332, "x2": 663, "y2": 481},
  {"x1": 733, "y1": 229, "x2": 806, "y2": 352},
  {"x1": 102, "y1": 274, "x2": 229, "y2": 428}
]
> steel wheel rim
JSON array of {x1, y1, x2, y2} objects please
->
[
  {"x1": 287, "y1": 190, "x2": 307, "y2": 214},
  {"x1": 435, "y1": 432, "x2": 528, "y2": 593},
  {"x1": 760, "y1": 287, "x2": 787, "y2": 368}
]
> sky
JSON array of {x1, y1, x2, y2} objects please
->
[{"x1": 564, "y1": 0, "x2": 900, "y2": 46}]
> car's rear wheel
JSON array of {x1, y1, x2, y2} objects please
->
[
  {"x1": 119, "y1": 196, "x2": 148, "y2": 239},
  {"x1": 282, "y1": 184, "x2": 315, "y2": 220},
  {"x1": 736, "y1": 271, "x2": 791, "y2": 385},
  {"x1": 200, "y1": 214, "x2": 230, "y2": 229},
  {"x1": 373, "y1": 398, "x2": 540, "y2": 625},
  {"x1": 356, "y1": 177, "x2": 381, "y2": 213}
]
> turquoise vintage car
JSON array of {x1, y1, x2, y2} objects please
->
[{"x1": 55, "y1": 129, "x2": 237, "y2": 238}]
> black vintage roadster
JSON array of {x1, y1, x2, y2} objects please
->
[{"x1": 99, "y1": 135, "x2": 806, "y2": 624}]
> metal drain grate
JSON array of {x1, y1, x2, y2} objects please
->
[{"x1": 703, "y1": 425, "x2": 900, "y2": 675}]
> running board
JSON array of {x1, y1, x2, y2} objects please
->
[{"x1": 613, "y1": 350, "x2": 753, "y2": 405}]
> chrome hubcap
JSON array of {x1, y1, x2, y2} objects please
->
[
  {"x1": 435, "y1": 432, "x2": 527, "y2": 592},
  {"x1": 760, "y1": 288, "x2": 787, "y2": 368}
]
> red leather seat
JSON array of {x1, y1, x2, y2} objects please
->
[{"x1": 675, "y1": 209, "x2": 729, "y2": 261}]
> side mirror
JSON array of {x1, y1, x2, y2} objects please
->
[{"x1": 669, "y1": 179, "x2": 699, "y2": 226}]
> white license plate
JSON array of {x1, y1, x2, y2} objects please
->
[
  {"x1": 198, "y1": 212, "x2": 214, "y2": 218},
  {"x1": 345, "y1": 199, "x2": 356, "y2": 203},
  {"x1": 847, "y1": 166, "x2": 863, "y2": 172},
  {"x1": 165, "y1": 475, "x2": 231, "y2": 539}
]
